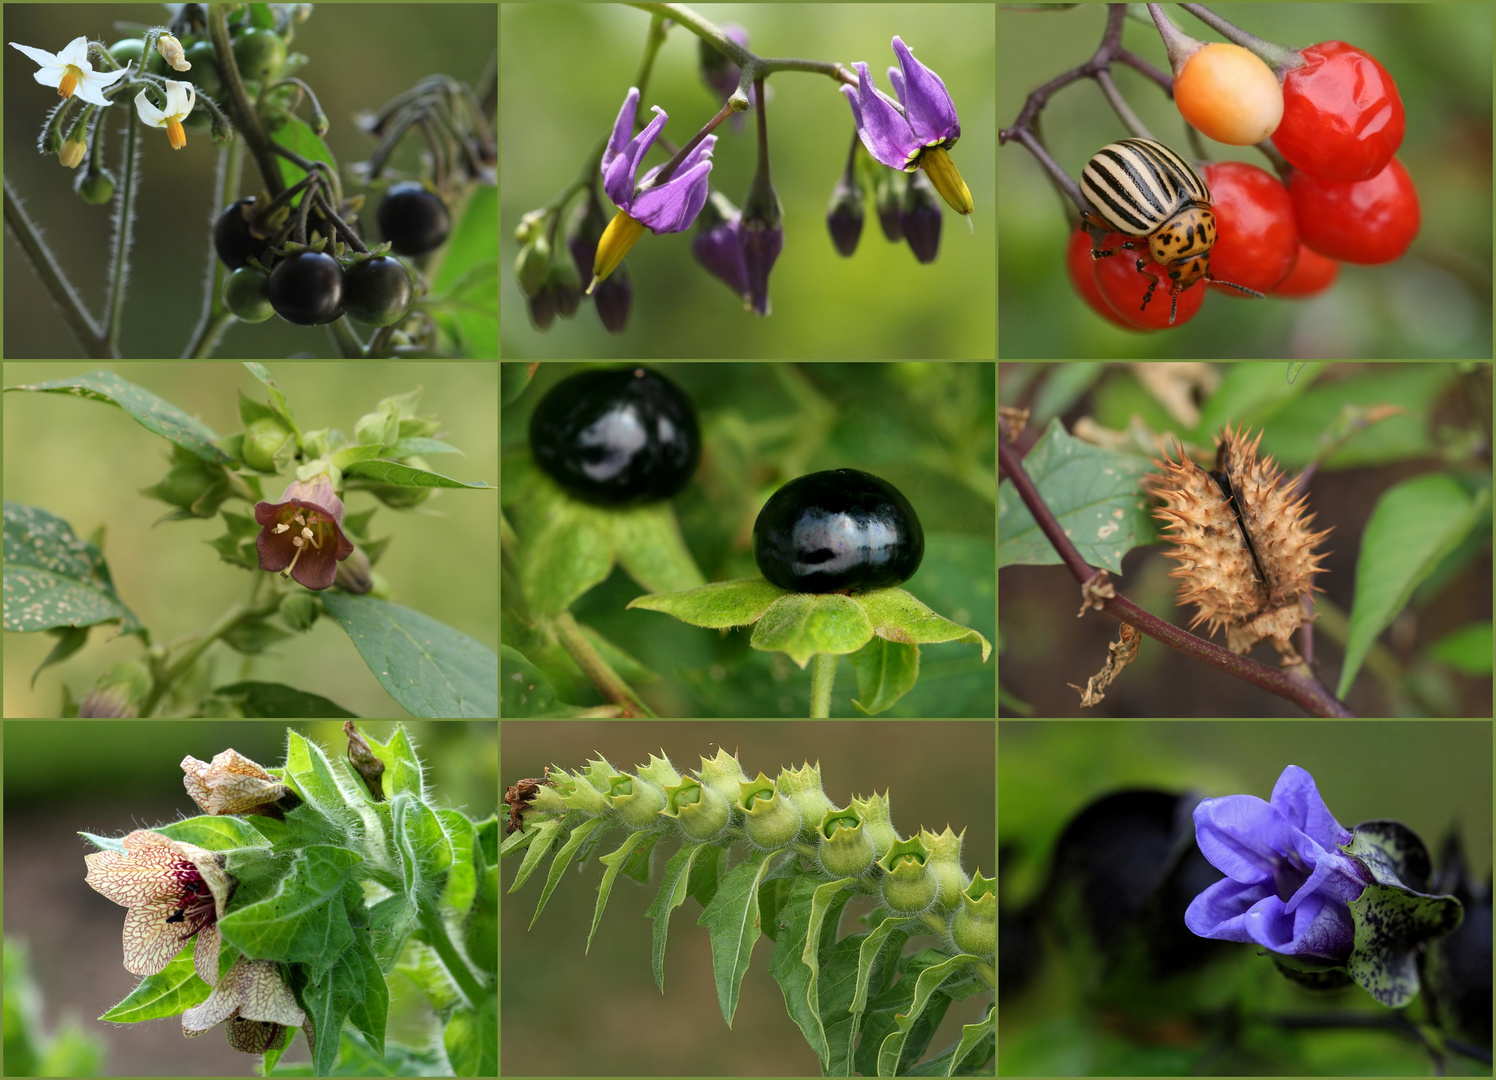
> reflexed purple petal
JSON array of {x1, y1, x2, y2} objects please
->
[
  {"x1": 891, "y1": 37, "x2": 960, "y2": 145},
  {"x1": 603, "y1": 104, "x2": 668, "y2": 209},
  {"x1": 841, "y1": 62, "x2": 916, "y2": 170},
  {"x1": 631, "y1": 158, "x2": 713, "y2": 233},
  {"x1": 1271, "y1": 764, "x2": 1350, "y2": 847},
  {"x1": 1184, "y1": 876, "x2": 1275, "y2": 942}
]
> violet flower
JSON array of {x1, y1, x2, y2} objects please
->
[
  {"x1": 841, "y1": 37, "x2": 972, "y2": 217},
  {"x1": 253, "y1": 474, "x2": 355, "y2": 591},
  {"x1": 1185, "y1": 765, "x2": 1371, "y2": 963},
  {"x1": 588, "y1": 87, "x2": 716, "y2": 292}
]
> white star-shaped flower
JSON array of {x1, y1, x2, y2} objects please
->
[
  {"x1": 135, "y1": 79, "x2": 196, "y2": 149},
  {"x1": 9, "y1": 35, "x2": 127, "y2": 106}
]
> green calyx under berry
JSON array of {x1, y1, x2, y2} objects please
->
[
  {"x1": 879, "y1": 834, "x2": 939, "y2": 914},
  {"x1": 950, "y1": 870, "x2": 995, "y2": 958},
  {"x1": 739, "y1": 773, "x2": 803, "y2": 850},
  {"x1": 818, "y1": 807, "x2": 877, "y2": 877},
  {"x1": 663, "y1": 777, "x2": 731, "y2": 840}
]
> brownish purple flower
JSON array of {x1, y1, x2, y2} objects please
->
[
  {"x1": 181, "y1": 749, "x2": 294, "y2": 816},
  {"x1": 182, "y1": 956, "x2": 307, "y2": 1053},
  {"x1": 83, "y1": 830, "x2": 236, "y2": 986},
  {"x1": 253, "y1": 474, "x2": 354, "y2": 591}
]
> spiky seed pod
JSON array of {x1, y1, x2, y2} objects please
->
[{"x1": 1149, "y1": 425, "x2": 1331, "y2": 664}]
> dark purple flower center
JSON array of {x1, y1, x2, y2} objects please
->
[
  {"x1": 166, "y1": 867, "x2": 216, "y2": 933},
  {"x1": 1271, "y1": 854, "x2": 1311, "y2": 903},
  {"x1": 269, "y1": 506, "x2": 332, "y2": 579}
]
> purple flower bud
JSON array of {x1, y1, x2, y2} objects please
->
[
  {"x1": 592, "y1": 261, "x2": 632, "y2": 335},
  {"x1": 902, "y1": 168, "x2": 943, "y2": 264},
  {"x1": 692, "y1": 190, "x2": 749, "y2": 302},
  {"x1": 827, "y1": 172, "x2": 865, "y2": 257},
  {"x1": 874, "y1": 169, "x2": 905, "y2": 242}
]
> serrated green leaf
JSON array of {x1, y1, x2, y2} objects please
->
[
  {"x1": 943, "y1": 1004, "x2": 994, "y2": 1076},
  {"x1": 98, "y1": 945, "x2": 213, "y2": 1021},
  {"x1": 343, "y1": 458, "x2": 492, "y2": 490},
  {"x1": 769, "y1": 876, "x2": 830, "y2": 1067},
  {"x1": 588, "y1": 831, "x2": 657, "y2": 953},
  {"x1": 998, "y1": 417, "x2": 1156, "y2": 573},
  {"x1": 437, "y1": 809, "x2": 479, "y2": 915},
  {"x1": 750, "y1": 593, "x2": 873, "y2": 668},
  {"x1": 216, "y1": 845, "x2": 363, "y2": 982},
  {"x1": 211, "y1": 681, "x2": 357, "y2": 718},
  {"x1": 3, "y1": 503, "x2": 142, "y2": 635},
  {"x1": 646, "y1": 841, "x2": 710, "y2": 991},
  {"x1": 1339, "y1": 473, "x2": 1487, "y2": 698},
  {"x1": 342, "y1": 931, "x2": 388, "y2": 1057},
  {"x1": 322, "y1": 593, "x2": 497, "y2": 718},
  {"x1": 283, "y1": 730, "x2": 355, "y2": 817},
  {"x1": 4, "y1": 370, "x2": 233, "y2": 463},
  {"x1": 698, "y1": 848, "x2": 787, "y2": 1027},
  {"x1": 626, "y1": 577, "x2": 786, "y2": 628},
  {"x1": 362, "y1": 723, "x2": 425, "y2": 799},
  {"x1": 857, "y1": 588, "x2": 992, "y2": 661},
  {"x1": 875, "y1": 954, "x2": 981, "y2": 1076},
  {"x1": 506, "y1": 818, "x2": 561, "y2": 892},
  {"x1": 530, "y1": 816, "x2": 610, "y2": 929}
]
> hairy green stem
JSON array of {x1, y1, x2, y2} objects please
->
[
  {"x1": 182, "y1": 133, "x2": 244, "y2": 358},
  {"x1": 809, "y1": 653, "x2": 836, "y2": 717},
  {"x1": 416, "y1": 900, "x2": 487, "y2": 1005},
  {"x1": 104, "y1": 101, "x2": 140, "y2": 353},
  {"x1": 139, "y1": 572, "x2": 279, "y2": 716},
  {"x1": 3, "y1": 177, "x2": 112, "y2": 357},
  {"x1": 551, "y1": 612, "x2": 656, "y2": 717}
]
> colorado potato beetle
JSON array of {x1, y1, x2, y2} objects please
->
[{"x1": 1080, "y1": 137, "x2": 1264, "y2": 324}]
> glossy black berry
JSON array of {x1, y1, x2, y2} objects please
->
[
  {"x1": 528, "y1": 367, "x2": 699, "y2": 505},
  {"x1": 377, "y1": 182, "x2": 450, "y2": 257},
  {"x1": 753, "y1": 469, "x2": 923, "y2": 593},
  {"x1": 342, "y1": 256, "x2": 412, "y2": 326},
  {"x1": 213, "y1": 197, "x2": 272, "y2": 270},
  {"x1": 268, "y1": 250, "x2": 344, "y2": 325}
]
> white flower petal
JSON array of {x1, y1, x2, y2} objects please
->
[
  {"x1": 9, "y1": 41, "x2": 62, "y2": 67},
  {"x1": 56, "y1": 35, "x2": 91, "y2": 69},
  {"x1": 135, "y1": 88, "x2": 167, "y2": 126}
]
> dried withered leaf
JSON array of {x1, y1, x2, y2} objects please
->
[
  {"x1": 1069, "y1": 622, "x2": 1141, "y2": 707},
  {"x1": 1148, "y1": 425, "x2": 1331, "y2": 664},
  {"x1": 505, "y1": 768, "x2": 554, "y2": 835}
]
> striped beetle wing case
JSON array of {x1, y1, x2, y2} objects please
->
[{"x1": 1147, "y1": 425, "x2": 1331, "y2": 664}]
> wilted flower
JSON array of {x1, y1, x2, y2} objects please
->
[
  {"x1": 182, "y1": 956, "x2": 306, "y2": 1054},
  {"x1": 253, "y1": 474, "x2": 355, "y2": 591},
  {"x1": 181, "y1": 749, "x2": 295, "y2": 816},
  {"x1": 1185, "y1": 765, "x2": 1370, "y2": 963},
  {"x1": 589, "y1": 87, "x2": 716, "y2": 291},
  {"x1": 84, "y1": 830, "x2": 236, "y2": 986},
  {"x1": 841, "y1": 37, "x2": 972, "y2": 217},
  {"x1": 134, "y1": 79, "x2": 196, "y2": 149},
  {"x1": 156, "y1": 32, "x2": 190, "y2": 72},
  {"x1": 9, "y1": 36, "x2": 127, "y2": 106}
]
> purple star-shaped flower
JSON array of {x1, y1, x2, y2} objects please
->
[
  {"x1": 842, "y1": 38, "x2": 972, "y2": 216},
  {"x1": 589, "y1": 87, "x2": 717, "y2": 291},
  {"x1": 1185, "y1": 765, "x2": 1372, "y2": 963}
]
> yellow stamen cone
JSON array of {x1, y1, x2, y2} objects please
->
[
  {"x1": 921, "y1": 146, "x2": 972, "y2": 216},
  {"x1": 167, "y1": 118, "x2": 186, "y2": 149},
  {"x1": 588, "y1": 211, "x2": 646, "y2": 294},
  {"x1": 58, "y1": 66, "x2": 80, "y2": 98}
]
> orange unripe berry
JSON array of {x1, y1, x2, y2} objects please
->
[{"x1": 1175, "y1": 43, "x2": 1283, "y2": 146}]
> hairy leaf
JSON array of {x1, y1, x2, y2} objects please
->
[{"x1": 699, "y1": 848, "x2": 788, "y2": 1026}]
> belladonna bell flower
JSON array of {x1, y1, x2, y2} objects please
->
[
  {"x1": 84, "y1": 830, "x2": 236, "y2": 986},
  {"x1": 182, "y1": 956, "x2": 306, "y2": 1054},
  {"x1": 588, "y1": 87, "x2": 716, "y2": 293},
  {"x1": 253, "y1": 474, "x2": 355, "y2": 590},
  {"x1": 9, "y1": 36, "x2": 127, "y2": 106},
  {"x1": 842, "y1": 37, "x2": 973, "y2": 217},
  {"x1": 1184, "y1": 765, "x2": 1372, "y2": 963},
  {"x1": 135, "y1": 79, "x2": 196, "y2": 150}
]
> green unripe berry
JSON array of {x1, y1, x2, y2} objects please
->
[
  {"x1": 740, "y1": 774, "x2": 802, "y2": 851},
  {"x1": 109, "y1": 38, "x2": 167, "y2": 76},
  {"x1": 225, "y1": 266, "x2": 275, "y2": 324},
  {"x1": 241, "y1": 415, "x2": 294, "y2": 472},
  {"x1": 232, "y1": 27, "x2": 286, "y2": 82},
  {"x1": 183, "y1": 40, "x2": 223, "y2": 98},
  {"x1": 280, "y1": 592, "x2": 318, "y2": 632},
  {"x1": 878, "y1": 836, "x2": 939, "y2": 915},
  {"x1": 949, "y1": 872, "x2": 995, "y2": 958},
  {"x1": 77, "y1": 169, "x2": 116, "y2": 205},
  {"x1": 818, "y1": 807, "x2": 876, "y2": 877}
]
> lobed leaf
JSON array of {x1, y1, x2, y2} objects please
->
[
  {"x1": 588, "y1": 831, "x2": 658, "y2": 954},
  {"x1": 216, "y1": 844, "x2": 363, "y2": 983}
]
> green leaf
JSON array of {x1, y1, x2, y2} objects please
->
[
  {"x1": 853, "y1": 918, "x2": 918, "y2": 1014},
  {"x1": 387, "y1": 437, "x2": 464, "y2": 458},
  {"x1": 501, "y1": 645, "x2": 579, "y2": 716},
  {"x1": 212, "y1": 681, "x2": 358, "y2": 717},
  {"x1": 154, "y1": 814, "x2": 268, "y2": 850},
  {"x1": 997, "y1": 417, "x2": 1156, "y2": 573},
  {"x1": 750, "y1": 593, "x2": 873, "y2": 668},
  {"x1": 626, "y1": 577, "x2": 786, "y2": 628},
  {"x1": 437, "y1": 808, "x2": 479, "y2": 915},
  {"x1": 698, "y1": 847, "x2": 787, "y2": 1026},
  {"x1": 875, "y1": 954, "x2": 977, "y2": 1076},
  {"x1": 645, "y1": 841, "x2": 711, "y2": 991},
  {"x1": 3, "y1": 370, "x2": 233, "y2": 463},
  {"x1": 530, "y1": 816, "x2": 610, "y2": 928},
  {"x1": 768, "y1": 876, "x2": 831, "y2": 1067},
  {"x1": 283, "y1": 729, "x2": 355, "y2": 817},
  {"x1": 857, "y1": 588, "x2": 992, "y2": 661},
  {"x1": 848, "y1": 638, "x2": 920, "y2": 715},
  {"x1": 342, "y1": 931, "x2": 388, "y2": 1057},
  {"x1": 298, "y1": 941, "x2": 361, "y2": 1076},
  {"x1": 612, "y1": 502, "x2": 707, "y2": 592},
  {"x1": 361, "y1": 723, "x2": 426, "y2": 799},
  {"x1": 802, "y1": 878, "x2": 859, "y2": 1051},
  {"x1": 589, "y1": 831, "x2": 658, "y2": 953},
  {"x1": 943, "y1": 1005, "x2": 995, "y2": 1076},
  {"x1": 502, "y1": 362, "x2": 536, "y2": 406},
  {"x1": 3, "y1": 503, "x2": 142, "y2": 634},
  {"x1": 98, "y1": 945, "x2": 213, "y2": 1021},
  {"x1": 271, "y1": 112, "x2": 338, "y2": 191},
  {"x1": 322, "y1": 593, "x2": 497, "y2": 718},
  {"x1": 216, "y1": 845, "x2": 363, "y2": 982},
  {"x1": 445, "y1": 998, "x2": 498, "y2": 1077},
  {"x1": 431, "y1": 186, "x2": 498, "y2": 358},
  {"x1": 222, "y1": 618, "x2": 294, "y2": 655},
  {"x1": 342, "y1": 459, "x2": 492, "y2": 490},
  {"x1": 505, "y1": 817, "x2": 561, "y2": 892},
  {"x1": 30, "y1": 625, "x2": 90, "y2": 688},
  {"x1": 1338, "y1": 473, "x2": 1487, "y2": 698},
  {"x1": 1426, "y1": 620, "x2": 1493, "y2": 675}
]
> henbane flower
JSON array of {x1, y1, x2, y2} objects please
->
[
  {"x1": 841, "y1": 37, "x2": 972, "y2": 217},
  {"x1": 9, "y1": 36, "x2": 127, "y2": 106},
  {"x1": 253, "y1": 473, "x2": 355, "y2": 590},
  {"x1": 135, "y1": 79, "x2": 196, "y2": 150},
  {"x1": 1185, "y1": 765, "x2": 1370, "y2": 963},
  {"x1": 182, "y1": 749, "x2": 295, "y2": 816},
  {"x1": 182, "y1": 956, "x2": 307, "y2": 1054},
  {"x1": 84, "y1": 830, "x2": 236, "y2": 986},
  {"x1": 588, "y1": 86, "x2": 716, "y2": 293}
]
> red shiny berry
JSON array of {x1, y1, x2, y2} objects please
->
[
  {"x1": 1272, "y1": 41, "x2": 1405, "y2": 183},
  {"x1": 1065, "y1": 227, "x2": 1143, "y2": 331},
  {"x1": 1272, "y1": 243, "x2": 1340, "y2": 297},
  {"x1": 1202, "y1": 161, "x2": 1298, "y2": 296},
  {"x1": 1288, "y1": 158, "x2": 1419, "y2": 264},
  {"x1": 1089, "y1": 228, "x2": 1206, "y2": 329}
]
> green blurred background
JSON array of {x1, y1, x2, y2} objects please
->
[
  {"x1": 501, "y1": 3, "x2": 995, "y2": 358},
  {"x1": 502, "y1": 362, "x2": 995, "y2": 717},
  {"x1": 999, "y1": 720, "x2": 1493, "y2": 1076},
  {"x1": 3, "y1": 4, "x2": 496, "y2": 359},
  {"x1": 3, "y1": 362, "x2": 498, "y2": 719},
  {"x1": 4, "y1": 719, "x2": 495, "y2": 1076},
  {"x1": 998, "y1": 5, "x2": 1493, "y2": 358},
  {"x1": 501, "y1": 719, "x2": 994, "y2": 1076}
]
